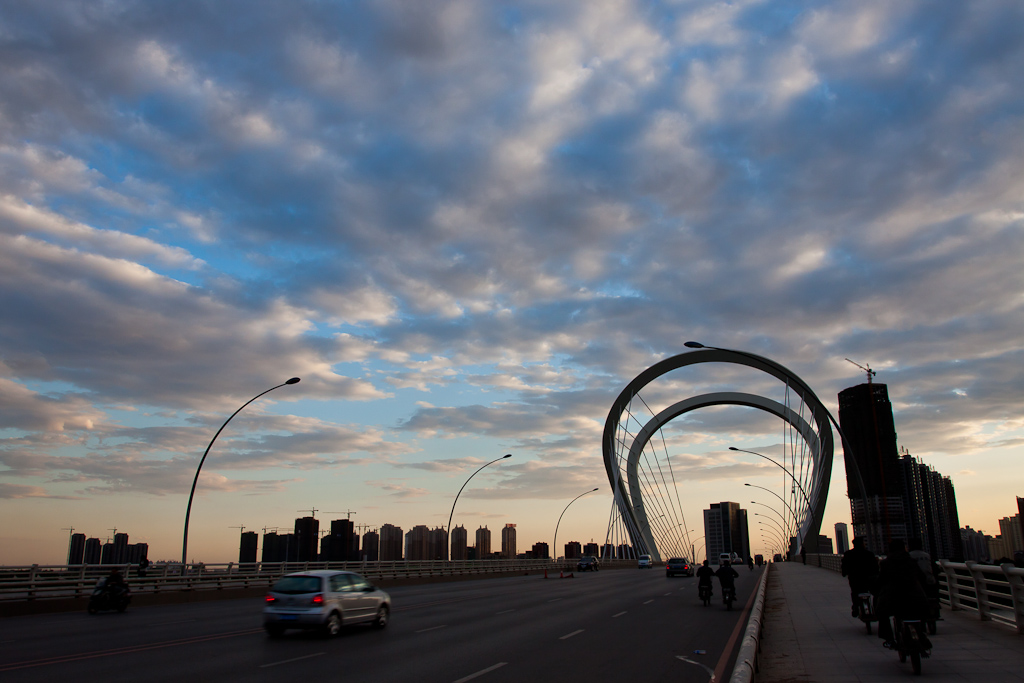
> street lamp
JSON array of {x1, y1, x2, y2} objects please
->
[
  {"x1": 750, "y1": 500, "x2": 791, "y2": 538},
  {"x1": 758, "y1": 522, "x2": 786, "y2": 551},
  {"x1": 730, "y1": 446, "x2": 813, "y2": 512},
  {"x1": 553, "y1": 487, "x2": 599, "y2": 564},
  {"x1": 745, "y1": 483, "x2": 799, "y2": 538},
  {"x1": 687, "y1": 340, "x2": 875, "y2": 547},
  {"x1": 182, "y1": 377, "x2": 300, "y2": 570},
  {"x1": 446, "y1": 454, "x2": 512, "y2": 560},
  {"x1": 755, "y1": 512, "x2": 788, "y2": 539}
]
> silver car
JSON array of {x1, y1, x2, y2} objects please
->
[{"x1": 263, "y1": 570, "x2": 390, "y2": 637}]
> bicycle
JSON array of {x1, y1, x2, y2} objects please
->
[
  {"x1": 857, "y1": 592, "x2": 875, "y2": 634},
  {"x1": 699, "y1": 583, "x2": 712, "y2": 606},
  {"x1": 891, "y1": 616, "x2": 929, "y2": 676},
  {"x1": 722, "y1": 585, "x2": 735, "y2": 610}
]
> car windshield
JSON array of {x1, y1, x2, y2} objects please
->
[{"x1": 271, "y1": 576, "x2": 322, "y2": 594}]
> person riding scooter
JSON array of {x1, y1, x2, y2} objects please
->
[
  {"x1": 696, "y1": 559, "x2": 715, "y2": 600},
  {"x1": 715, "y1": 559, "x2": 740, "y2": 605}
]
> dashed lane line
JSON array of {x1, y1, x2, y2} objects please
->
[
  {"x1": 416, "y1": 625, "x2": 448, "y2": 633},
  {"x1": 260, "y1": 652, "x2": 325, "y2": 668},
  {"x1": 453, "y1": 662, "x2": 508, "y2": 683},
  {"x1": 559, "y1": 629, "x2": 584, "y2": 640},
  {"x1": 612, "y1": 611, "x2": 627, "y2": 618}
]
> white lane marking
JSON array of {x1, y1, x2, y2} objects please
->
[
  {"x1": 496, "y1": 609, "x2": 516, "y2": 615},
  {"x1": 416, "y1": 625, "x2": 448, "y2": 633},
  {"x1": 260, "y1": 652, "x2": 325, "y2": 668},
  {"x1": 677, "y1": 655, "x2": 716, "y2": 681},
  {"x1": 453, "y1": 662, "x2": 508, "y2": 682},
  {"x1": 643, "y1": 599, "x2": 654, "y2": 604},
  {"x1": 612, "y1": 611, "x2": 627, "y2": 618},
  {"x1": 547, "y1": 598, "x2": 562, "y2": 602},
  {"x1": 664, "y1": 592, "x2": 673, "y2": 596},
  {"x1": 559, "y1": 629, "x2": 584, "y2": 640}
]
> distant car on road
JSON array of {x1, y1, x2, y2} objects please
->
[
  {"x1": 665, "y1": 558, "x2": 693, "y2": 577},
  {"x1": 263, "y1": 570, "x2": 390, "y2": 637},
  {"x1": 577, "y1": 555, "x2": 600, "y2": 572},
  {"x1": 638, "y1": 554, "x2": 653, "y2": 569}
]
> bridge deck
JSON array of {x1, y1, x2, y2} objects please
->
[{"x1": 757, "y1": 561, "x2": 1024, "y2": 682}]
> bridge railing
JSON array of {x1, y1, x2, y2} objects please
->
[
  {"x1": 806, "y1": 553, "x2": 1024, "y2": 635},
  {"x1": 0, "y1": 558, "x2": 636, "y2": 603}
]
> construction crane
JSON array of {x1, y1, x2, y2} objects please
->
[
  {"x1": 229, "y1": 525, "x2": 246, "y2": 534},
  {"x1": 297, "y1": 508, "x2": 319, "y2": 518},
  {"x1": 322, "y1": 510, "x2": 357, "y2": 520},
  {"x1": 845, "y1": 358, "x2": 876, "y2": 383}
]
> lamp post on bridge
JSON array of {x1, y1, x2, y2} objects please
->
[
  {"x1": 553, "y1": 487, "x2": 599, "y2": 564},
  {"x1": 446, "y1": 454, "x2": 512, "y2": 560},
  {"x1": 746, "y1": 483, "x2": 799, "y2": 553},
  {"x1": 182, "y1": 377, "x2": 300, "y2": 571}
]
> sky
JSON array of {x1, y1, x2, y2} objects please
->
[{"x1": 1, "y1": 0, "x2": 1022, "y2": 566}]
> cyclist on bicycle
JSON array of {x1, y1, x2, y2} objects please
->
[
  {"x1": 842, "y1": 537, "x2": 878, "y2": 617},
  {"x1": 715, "y1": 559, "x2": 740, "y2": 602},
  {"x1": 873, "y1": 539, "x2": 933, "y2": 651}
]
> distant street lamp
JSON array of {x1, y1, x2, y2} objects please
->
[
  {"x1": 553, "y1": 487, "x2": 599, "y2": 563},
  {"x1": 730, "y1": 446, "x2": 813, "y2": 512},
  {"x1": 750, "y1": 500, "x2": 793, "y2": 539},
  {"x1": 745, "y1": 483, "x2": 799, "y2": 538},
  {"x1": 182, "y1": 377, "x2": 300, "y2": 570},
  {"x1": 446, "y1": 454, "x2": 512, "y2": 560},
  {"x1": 759, "y1": 523, "x2": 786, "y2": 552}
]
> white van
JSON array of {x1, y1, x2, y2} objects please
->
[
  {"x1": 638, "y1": 554, "x2": 653, "y2": 569},
  {"x1": 719, "y1": 552, "x2": 732, "y2": 566}
]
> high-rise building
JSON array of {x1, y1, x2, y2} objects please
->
[
  {"x1": 379, "y1": 524, "x2": 403, "y2": 561},
  {"x1": 261, "y1": 531, "x2": 281, "y2": 562},
  {"x1": 839, "y1": 382, "x2": 907, "y2": 553},
  {"x1": 405, "y1": 525, "x2": 430, "y2": 561},
  {"x1": 451, "y1": 525, "x2": 468, "y2": 560},
  {"x1": 531, "y1": 542, "x2": 549, "y2": 559},
  {"x1": 583, "y1": 542, "x2": 599, "y2": 557},
  {"x1": 998, "y1": 515, "x2": 1024, "y2": 555},
  {"x1": 293, "y1": 516, "x2": 320, "y2": 562},
  {"x1": 111, "y1": 533, "x2": 130, "y2": 564},
  {"x1": 362, "y1": 530, "x2": 379, "y2": 561},
  {"x1": 321, "y1": 518, "x2": 357, "y2": 561},
  {"x1": 475, "y1": 526, "x2": 491, "y2": 558},
  {"x1": 128, "y1": 543, "x2": 149, "y2": 564},
  {"x1": 835, "y1": 523, "x2": 850, "y2": 555},
  {"x1": 564, "y1": 541, "x2": 581, "y2": 559},
  {"x1": 68, "y1": 533, "x2": 86, "y2": 565},
  {"x1": 704, "y1": 502, "x2": 750, "y2": 561},
  {"x1": 428, "y1": 527, "x2": 447, "y2": 560},
  {"x1": 961, "y1": 526, "x2": 989, "y2": 562},
  {"x1": 501, "y1": 524, "x2": 517, "y2": 559},
  {"x1": 84, "y1": 538, "x2": 101, "y2": 564},
  {"x1": 239, "y1": 531, "x2": 258, "y2": 563}
]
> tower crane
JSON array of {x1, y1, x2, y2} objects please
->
[{"x1": 845, "y1": 358, "x2": 876, "y2": 383}]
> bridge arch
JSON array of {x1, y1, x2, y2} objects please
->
[{"x1": 602, "y1": 348, "x2": 834, "y2": 562}]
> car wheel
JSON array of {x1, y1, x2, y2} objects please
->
[
  {"x1": 265, "y1": 624, "x2": 285, "y2": 638},
  {"x1": 324, "y1": 612, "x2": 343, "y2": 637},
  {"x1": 373, "y1": 605, "x2": 389, "y2": 629}
]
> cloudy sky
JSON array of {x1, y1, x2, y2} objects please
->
[{"x1": 1, "y1": 0, "x2": 1021, "y2": 565}]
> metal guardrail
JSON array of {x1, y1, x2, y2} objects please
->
[
  {"x1": 805, "y1": 553, "x2": 1024, "y2": 635},
  {"x1": 0, "y1": 558, "x2": 637, "y2": 603},
  {"x1": 729, "y1": 563, "x2": 771, "y2": 683}
]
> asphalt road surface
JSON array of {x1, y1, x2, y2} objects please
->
[{"x1": 0, "y1": 565, "x2": 763, "y2": 682}]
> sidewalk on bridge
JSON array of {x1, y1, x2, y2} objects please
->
[{"x1": 756, "y1": 561, "x2": 1024, "y2": 682}]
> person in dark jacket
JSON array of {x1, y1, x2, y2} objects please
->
[
  {"x1": 873, "y1": 539, "x2": 932, "y2": 650},
  {"x1": 842, "y1": 537, "x2": 879, "y2": 617},
  {"x1": 715, "y1": 560, "x2": 740, "y2": 603},
  {"x1": 696, "y1": 559, "x2": 716, "y2": 595}
]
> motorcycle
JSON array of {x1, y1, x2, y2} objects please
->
[
  {"x1": 88, "y1": 578, "x2": 131, "y2": 614},
  {"x1": 723, "y1": 585, "x2": 735, "y2": 610},
  {"x1": 699, "y1": 583, "x2": 713, "y2": 606}
]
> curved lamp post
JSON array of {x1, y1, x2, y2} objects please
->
[
  {"x1": 750, "y1": 500, "x2": 793, "y2": 539},
  {"x1": 758, "y1": 522, "x2": 786, "y2": 551},
  {"x1": 182, "y1": 377, "x2": 300, "y2": 569},
  {"x1": 730, "y1": 446, "x2": 813, "y2": 512},
  {"x1": 446, "y1": 453, "x2": 512, "y2": 560},
  {"x1": 687, "y1": 340, "x2": 874, "y2": 547},
  {"x1": 553, "y1": 487, "x2": 599, "y2": 563},
  {"x1": 745, "y1": 483, "x2": 799, "y2": 538}
]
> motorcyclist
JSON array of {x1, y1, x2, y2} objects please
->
[
  {"x1": 873, "y1": 539, "x2": 933, "y2": 651},
  {"x1": 841, "y1": 537, "x2": 878, "y2": 617},
  {"x1": 715, "y1": 559, "x2": 740, "y2": 603},
  {"x1": 105, "y1": 569, "x2": 128, "y2": 597},
  {"x1": 696, "y1": 559, "x2": 715, "y2": 598}
]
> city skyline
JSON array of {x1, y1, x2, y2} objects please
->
[{"x1": 2, "y1": 2, "x2": 1022, "y2": 566}]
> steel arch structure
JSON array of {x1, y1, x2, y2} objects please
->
[{"x1": 602, "y1": 348, "x2": 834, "y2": 562}]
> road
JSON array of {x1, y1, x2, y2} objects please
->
[{"x1": 0, "y1": 565, "x2": 764, "y2": 682}]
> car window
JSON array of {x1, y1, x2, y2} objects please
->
[
  {"x1": 329, "y1": 574, "x2": 354, "y2": 592},
  {"x1": 348, "y1": 575, "x2": 372, "y2": 591},
  {"x1": 271, "y1": 576, "x2": 322, "y2": 594}
]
